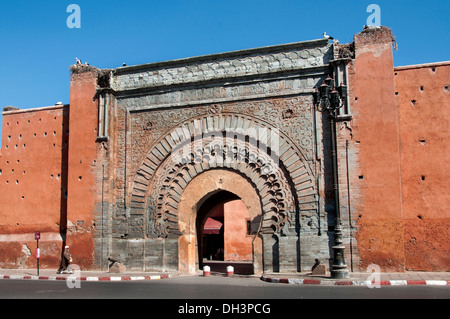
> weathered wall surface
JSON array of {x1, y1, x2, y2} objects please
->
[
  {"x1": 346, "y1": 27, "x2": 450, "y2": 272},
  {"x1": 346, "y1": 27, "x2": 406, "y2": 271},
  {"x1": 1, "y1": 27, "x2": 448, "y2": 274},
  {"x1": 106, "y1": 39, "x2": 334, "y2": 273},
  {"x1": 223, "y1": 200, "x2": 253, "y2": 262},
  {"x1": 394, "y1": 62, "x2": 450, "y2": 271},
  {"x1": 0, "y1": 105, "x2": 69, "y2": 268},
  {"x1": 0, "y1": 67, "x2": 106, "y2": 270},
  {"x1": 66, "y1": 69, "x2": 104, "y2": 269}
]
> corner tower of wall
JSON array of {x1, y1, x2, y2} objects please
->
[
  {"x1": 66, "y1": 65, "x2": 104, "y2": 269},
  {"x1": 347, "y1": 27, "x2": 406, "y2": 271}
]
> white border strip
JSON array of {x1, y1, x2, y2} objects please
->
[{"x1": 426, "y1": 280, "x2": 448, "y2": 286}]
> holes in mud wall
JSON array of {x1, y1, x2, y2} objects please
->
[
  {"x1": 444, "y1": 85, "x2": 449, "y2": 93},
  {"x1": 421, "y1": 175, "x2": 426, "y2": 181},
  {"x1": 411, "y1": 99, "x2": 417, "y2": 106}
]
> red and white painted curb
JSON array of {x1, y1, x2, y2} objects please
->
[
  {"x1": 0, "y1": 274, "x2": 171, "y2": 281},
  {"x1": 260, "y1": 276, "x2": 450, "y2": 286}
]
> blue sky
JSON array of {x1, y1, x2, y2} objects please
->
[{"x1": 0, "y1": 0, "x2": 449, "y2": 144}]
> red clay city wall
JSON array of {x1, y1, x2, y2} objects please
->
[
  {"x1": 65, "y1": 69, "x2": 102, "y2": 269},
  {"x1": 394, "y1": 62, "x2": 450, "y2": 271},
  {"x1": 0, "y1": 67, "x2": 103, "y2": 270},
  {"x1": 347, "y1": 27, "x2": 406, "y2": 272},
  {"x1": 0, "y1": 105, "x2": 69, "y2": 269},
  {"x1": 347, "y1": 27, "x2": 450, "y2": 272}
]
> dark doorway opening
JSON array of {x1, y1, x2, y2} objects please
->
[{"x1": 202, "y1": 206, "x2": 224, "y2": 261}]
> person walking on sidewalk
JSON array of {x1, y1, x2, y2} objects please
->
[{"x1": 57, "y1": 245, "x2": 73, "y2": 274}]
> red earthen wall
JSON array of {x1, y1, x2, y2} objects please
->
[
  {"x1": 349, "y1": 27, "x2": 450, "y2": 271},
  {"x1": 0, "y1": 105, "x2": 69, "y2": 268},
  {"x1": 0, "y1": 69, "x2": 101, "y2": 270},
  {"x1": 348, "y1": 27, "x2": 406, "y2": 271},
  {"x1": 223, "y1": 200, "x2": 253, "y2": 262},
  {"x1": 65, "y1": 70, "x2": 100, "y2": 269},
  {"x1": 394, "y1": 62, "x2": 450, "y2": 271}
]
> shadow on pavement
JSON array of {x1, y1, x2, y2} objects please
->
[{"x1": 202, "y1": 261, "x2": 254, "y2": 276}]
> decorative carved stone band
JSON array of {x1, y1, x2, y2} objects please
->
[{"x1": 113, "y1": 39, "x2": 331, "y2": 92}]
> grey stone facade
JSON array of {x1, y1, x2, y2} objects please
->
[{"x1": 96, "y1": 37, "x2": 344, "y2": 274}]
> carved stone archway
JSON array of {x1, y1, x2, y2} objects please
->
[
  {"x1": 146, "y1": 134, "x2": 295, "y2": 237},
  {"x1": 177, "y1": 169, "x2": 262, "y2": 274},
  {"x1": 128, "y1": 113, "x2": 317, "y2": 273}
]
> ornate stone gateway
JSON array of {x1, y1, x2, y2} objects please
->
[{"x1": 100, "y1": 38, "x2": 336, "y2": 274}]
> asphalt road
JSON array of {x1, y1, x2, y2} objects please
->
[{"x1": 0, "y1": 275, "x2": 449, "y2": 300}]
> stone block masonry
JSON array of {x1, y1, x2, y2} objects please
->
[{"x1": 105, "y1": 38, "x2": 334, "y2": 274}]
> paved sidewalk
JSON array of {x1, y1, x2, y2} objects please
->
[
  {"x1": 0, "y1": 267, "x2": 449, "y2": 286},
  {"x1": 261, "y1": 271, "x2": 450, "y2": 286},
  {"x1": 0, "y1": 268, "x2": 174, "y2": 282}
]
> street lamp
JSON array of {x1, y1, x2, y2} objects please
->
[{"x1": 314, "y1": 76, "x2": 350, "y2": 279}]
